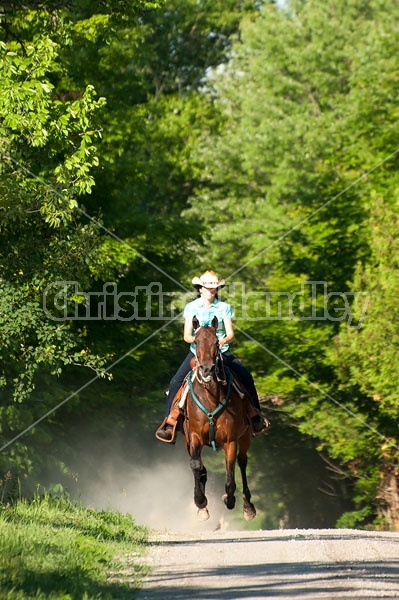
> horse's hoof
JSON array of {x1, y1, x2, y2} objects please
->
[
  {"x1": 243, "y1": 504, "x2": 256, "y2": 521},
  {"x1": 222, "y1": 493, "x2": 236, "y2": 510},
  {"x1": 197, "y1": 507, "x2": 210, "y2": 521}
]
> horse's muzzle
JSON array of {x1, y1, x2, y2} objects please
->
[{"x1": 198, "y1": 363, "x2": 215, "y2": 383}]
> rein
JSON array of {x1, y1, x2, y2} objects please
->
[{"x1": 188, "y1": 367, "x2": 232, "y2": 451}]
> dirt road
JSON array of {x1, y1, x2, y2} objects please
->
[{"x1": 137, "y1": 528, "x2": 399, "y2": 599}]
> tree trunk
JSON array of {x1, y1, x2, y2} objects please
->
[{"x1": 378, "y1": 471, "x2": 399, "y2": 531}]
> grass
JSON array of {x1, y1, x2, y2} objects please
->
[{"x1": 0, "y1": 494, "x2": 149, "y2": 599}]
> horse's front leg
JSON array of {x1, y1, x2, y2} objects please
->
[
  {"x1": 238, "y1": 433, "x2": 256, "y2": 520},
  {"x1": 222, "y1": 441, "x2": 237, "y2": 510},
  {"x1": 189, "y1": 440, "x2": 209, "y2": 519}
]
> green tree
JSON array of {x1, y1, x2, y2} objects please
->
[
  {"x1": 331, "y1": 195, "x2": 399, "y2": 529},
  {"x1": 0, "y1": 0, "x2": 259, "y2": 496},
  {"x1": 0, "y1": 1, "x2": 162, "y2": 485},
  {"x1": 186, "y1": 0, "x2": 399, "y2": 528},
  {"x1": 48, "y1": 0, "x2": 264, "y2": 408}
]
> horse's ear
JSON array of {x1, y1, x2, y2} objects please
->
[
  {"x1": 211, "y1": 316, "x2": 218, "y2": 329},
  {"x1": 193, "y1": 316, "x2": 200, "y2": 331}
]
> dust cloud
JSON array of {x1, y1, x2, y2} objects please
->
[{"x1": 76, "y1": 437, "x2": 240, "y2": 533}]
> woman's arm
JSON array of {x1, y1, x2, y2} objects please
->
[
  {"x1": 183, "y1": 317, "x2": 196, "y2": 344},
  {"x1": 219, "y1": 317, "x2": 235, "y2": 349}
]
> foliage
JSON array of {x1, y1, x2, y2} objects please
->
[
  {"x1": 0, "y1": 494, "x2": 148, "y2": 599},
  {"x1": 0, "y1": 8, "x2": 109, "y2": 478},
  {"x1": 186, "y1": 0, "x2": 399, "y2": 528},
  {"x1": 0, "y1": 0, "x2": 264, "y2": 507},
  {"x1": 330, "y1": 196, "x2": 399, "y2": 528},
  {"x1": 2, "y1": 0, "x2": 399, "y2": 531}
]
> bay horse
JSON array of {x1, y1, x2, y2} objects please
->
[{"x1": 182, "y1": 316, "x2": 256, "y2": 521}]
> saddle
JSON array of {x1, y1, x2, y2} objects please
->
[{"x1": 155, "y1": 364, "x2": 270, "y2": 444}]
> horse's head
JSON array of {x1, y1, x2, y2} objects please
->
[{"x1": 193, "y1": 315, "x2": 219, "y2": 383}]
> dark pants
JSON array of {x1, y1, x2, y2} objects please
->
[{"x1": 165, "y1": 350, "x2": 260, "y2": 415}]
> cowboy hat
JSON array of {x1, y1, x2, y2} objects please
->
[{"x1": 192, "y1": 271, "x2": 226, "y2": 290}]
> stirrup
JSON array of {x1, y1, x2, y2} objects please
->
[
  {"x1": 155, "y1": 418, "x2": 178, "y2": 444},
  {"x1": 250, "y1": 414, "x2": 270, "y2": 438}
]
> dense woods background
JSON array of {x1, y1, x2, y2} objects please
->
[{"x1": 1, "y1": 0, "x2": 399, "y2": 530}]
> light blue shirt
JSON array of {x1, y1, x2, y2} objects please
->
[{"x1": 184, "y1": 297, "x2": 234, "y2": 354}]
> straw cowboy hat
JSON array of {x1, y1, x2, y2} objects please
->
[{"x1": 192, "y1": 271, "x2": 226, "y2": 290}]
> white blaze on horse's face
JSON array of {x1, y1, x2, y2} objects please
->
[{"x1": 195, "y1": 325, "x2": 219, "y2": 384}]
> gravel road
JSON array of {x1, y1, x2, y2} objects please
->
[{"x1": 137, "y1": 528, "x2": 399, "y2": 599}]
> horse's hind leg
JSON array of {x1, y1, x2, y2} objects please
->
[{"x1": 238, "y1": 436, "x2": 256, "y2": 521}]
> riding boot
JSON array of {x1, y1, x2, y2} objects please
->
[
  {"x1": 155, "y1": 404, "x2": 181, "y2": 444},
  {"x1": 251, "y1": 414, "x2": 270, "y2": 436},
  {"x1": 244, "y1": 397, "x2": 270, "y2": 437}
]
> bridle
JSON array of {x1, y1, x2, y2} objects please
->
[
  {"x1": 188, "y1": 330, "x2": 232, "y2": 451},
  {"x1": 194, "y1": 326, "x2": 226, "y2": 386}
]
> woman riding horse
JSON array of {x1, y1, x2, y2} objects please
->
[
  {"x1": 156, "y1": 270, "x2": 268, "y2": 441},
  {"x1": 179, "y1": 315, "x2": 258, "y2": 520}
]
